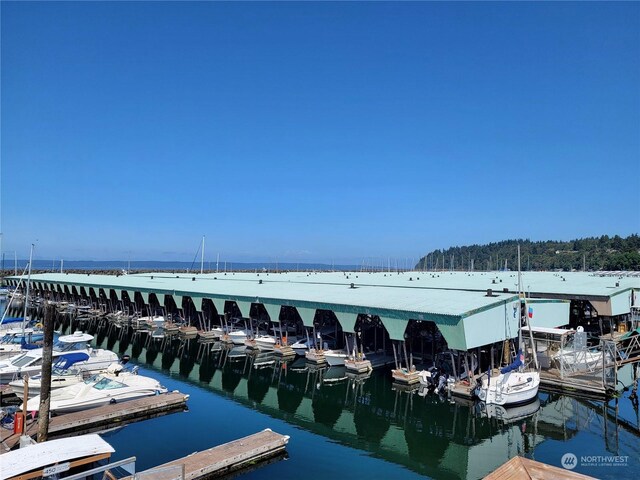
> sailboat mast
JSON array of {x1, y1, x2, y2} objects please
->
[
  {"x1": 23, "y1": 244, "x2": 34, "y2": 337},
  {"x1": 201, "y1": 235, "x2": 205, "y2": 274},
  {"x1": 517, "y1": 245, "x2": 522, "y2": 352}
]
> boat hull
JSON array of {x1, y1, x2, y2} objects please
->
[{"x1": 475, "y1": 371, "x2": 540, "y2": 406}]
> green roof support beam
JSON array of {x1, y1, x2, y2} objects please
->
[
  {"x1": 335, "y1": 311, "x2": 358, "y2": 334},
  {"x1": 296, "y1": 307, "x2": 316, "y2": 327},
  {"x1": 379, "y1": 316, "x2": 409, "y2": 341},
  {"x1": 263, "y1": 304, "x2": 282, "y2": 323}
]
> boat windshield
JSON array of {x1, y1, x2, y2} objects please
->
[
  {"x1": 53, "y1": 340, "x2": 87, "y2": 352},
  {"x1": 12, "y1": 354, "x2": 37, "y2": 368},
  {"x1": 52, "y1": 367, "x2": 80, "y2": 376},
  {"x1": 92, "y1": 377, "x2": 126, "y2": 390},
  {"x1": 84, "y1": 373, "x2": 102, "y2": 384}
]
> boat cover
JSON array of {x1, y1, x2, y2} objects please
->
[
  {"x1": 54, "y1": 352, "x2": 91, "y2": 369},
  {"x1": 500, "y1": 350, "x2": 524, "y2": 374},
  {"x1": 0, "y1": 317, "x2": 24, "y2": 325}
]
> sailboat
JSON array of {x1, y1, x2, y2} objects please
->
[{"x1": 473, "y1": 246, "x2": 540, "y2": 406}]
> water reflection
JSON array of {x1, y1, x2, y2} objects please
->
[{"x1": 44, "y1": 313, "x2": 640, "y2": 479}]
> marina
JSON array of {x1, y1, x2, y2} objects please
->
[
  {"x1": 1, "y1": 295, "x2": 638, "y2": 479},
  {"x1": 2, "y1": 2, "x2": 638, "y2": 478}
]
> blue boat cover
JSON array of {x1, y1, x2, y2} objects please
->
[
  {"x1": 54, "y1": 352, "x2": 90, "y2": 369},
  {"x1": 20, "y1": 339, "x2": 40, "y2": 350},
  {"x1": 1, "y1": 317, "x2": 25, "y2": 324},
  {"x1": 500, "y1": 350, "x2": 524, "y2": 374}
]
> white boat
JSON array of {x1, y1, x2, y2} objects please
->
[
  {"x1": 9, "y1": 352, "x2": 94, "y2": 400},
  {"x1": 551, "y1": 326, "x2": 610, "y2": 372},
  {"x1": 0, "y1": 433, "x2": 114, "y2": 480},
  {"x1": 0, "y1": 331, "x2": 118, "y2": 383},
  {"x1": 24, "y1": 364, "x2": 168, "y2": 413},
  {"x1": 475, "y1": 365, "x2": 540, "y2": 406},
  {"x1": 0, "y1": 328, "x2": 36, "y2": 360},
  {"x1": 228, "y1": 329, "x2": 251, "y2": 345},
  {"x1": 474, "y1": 246, "x2": 540, "y2": 407},
  {"x1": 291, "y1": 337, "x2": 313, "y2": 356},
  {"x1": 255, "y1": 335, "x2": 277, "y2": 351},
  {"x1": 324, "y1": 349, "x2": 348, "y2": 366}
]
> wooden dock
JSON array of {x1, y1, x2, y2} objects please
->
[
  {"x1": 130, "y1": 429, "x2": 290, "y2": 480},
  {"x1": 485, "y1": 456, "x2": 595, "y2": 479},
  {"x1": 0, "y1": 391, "x2": 189, "y2": 452}
]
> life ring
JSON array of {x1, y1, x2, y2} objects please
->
[{"x1": 35, "y1": 323, "x2": 43, "y2": 329}]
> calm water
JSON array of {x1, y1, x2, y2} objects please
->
[{"x1": 3, "y1": 302, "x2": 640, "y2": 479}]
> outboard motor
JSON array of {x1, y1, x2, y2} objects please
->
[{"x1": 437, "y1": 373, "x2": 449, "y2": 394}]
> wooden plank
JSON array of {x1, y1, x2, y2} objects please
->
[
  {"x1": 484, "y1": 456, "x2": 597, "y2": 480},
  {"x1": 1, "y1": 392, "x2": 188, "y2": 452},
  {"x1": 132, "y1": 429, "x2": 290, "y2": 480}
]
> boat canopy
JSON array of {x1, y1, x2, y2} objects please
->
[
  {"x1": 54, "y1": 352, "x2": 91, "y2": 369},
  {"x1": 58, "y1": 331, "x2": 94, "y2": 343}
]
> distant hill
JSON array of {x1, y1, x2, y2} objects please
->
[{"x1": 416, "y1": 234, "x2": 640, "y2": 272}]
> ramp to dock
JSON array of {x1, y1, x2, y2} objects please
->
[
  {"x1": 133, "y1": 429, "x2": 290, "y2": 480},
  {"x1": 0, "y1": 391, "x2": 189, "y2": 453}
]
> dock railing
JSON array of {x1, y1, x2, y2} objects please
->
[{"x1": 63, "y1": 456, "x2": 137, "y2": 480}]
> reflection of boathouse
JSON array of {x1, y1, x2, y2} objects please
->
[{"x1": 6, "y1": 271, "x2": 639, "y2": 396}]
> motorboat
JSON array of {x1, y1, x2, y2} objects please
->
[
  {"x1": 228, "y1": 329, "x2": 251, "y2": 345},
  {"x1": 9, "y1": 352, "x2": 94, "y2": 400},
  {"x1": 324, "y1": 349, "x2": 348, "y2": 367},
  {"x1": 0, "y1": 328, "x2": 37, "y2": 360},
  {"x1": 24, "y1": 363, "x2": 168, "y2": 413},
  {"x1": 255, "y1": 335, "x2": 277, "y2": 351},
  {"x1": 291, "y1": 337, "x2": 313, "y2": 356},
  {"x1": 0, "y1": 331, "x2": 118, "y2": 383},
  {"x1": 418, "y1": 350, "x2": 478, "y2": 392},
  {"x1": 551, "y1": 326, "x2": 609, "y2": 372}
]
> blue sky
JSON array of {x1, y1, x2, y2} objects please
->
[{"x1": 1, "y1": 2, "x2": 639, "y2": 263}]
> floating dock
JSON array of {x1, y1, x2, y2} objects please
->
[
  {"x1": 485, "y1": 456, "x2": 595, "y2": 479},
  {"x1": 129, "y1": 428, "x2": 290, "y2": 480},
  {"x1": 0, "y1": 391, "x2": 189, "y2": 452}
]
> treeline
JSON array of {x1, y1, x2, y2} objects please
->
[{"x1": 416, "y1": 235, "x2": 640, "y2": 272}]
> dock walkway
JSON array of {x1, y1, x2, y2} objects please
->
[
  {"x1": 130, "y1": 429, "x2": 290, "y2": 480},
  {"x1": 484, "y1": 456, "x2": 595, "y2": 479},
  {"x1": 0, "y1": 391, "x2": 189, "y2": 452}
]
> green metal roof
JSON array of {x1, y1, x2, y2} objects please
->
[{"x1": 11, "y1": 272, "x2": 517, "y2": 319}]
